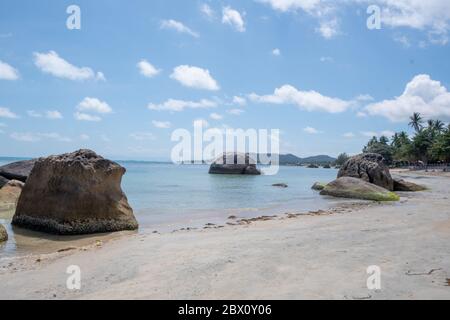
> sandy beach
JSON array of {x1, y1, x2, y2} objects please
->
[{"x1": 1, "y1": 170, "x2": 449, "y2": 300}]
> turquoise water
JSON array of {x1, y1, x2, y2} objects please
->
[{"x1": 1, "y1": 158, "x2": 341, "y2": 256}]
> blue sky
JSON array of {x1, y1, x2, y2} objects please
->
[{"x1": 1, "y1": 0, "x2": 450, "y2": 160}]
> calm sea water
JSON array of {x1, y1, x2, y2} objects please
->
[{"x1": 0, "y1": 158, "x2": 341, "y2": 256}]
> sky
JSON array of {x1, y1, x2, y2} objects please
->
[{"x1": 1, "y1": 0, "x2": 450, "y2": 160}]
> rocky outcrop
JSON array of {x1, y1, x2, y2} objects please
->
[
  {"x1": 209, "y1": 153, "x2": 261, "y2": 175},
  {"x1": 0, "y1": 180, "x2": 24, "y2": 212},
  {"x1": 338, "y1": 153, "x2": 394, "y2": 191},
  {"x1": 12, "y1": 149, "x2": 138, "y2": 235},
  {"x1": 0, "y1": 224, "x2": 7, "y2": 243},
  {"x1": 394, "y1": 179, "x2": 427, "y2": 192},
  {"x1": 0, "y1": 176, "x2": 9, "y2": 188},
  {"x1": 311, "y1": 182, "x2": 326, "y2": 191},
  {"x1": 0, "y1": 159, "x2": 37, "y2": 183},
  {"x1": 272, "y1": 183, "x2": 288, "y2": 188},
  {"x1": 320, "y1": 177, "x2": 400, "y2": 202}
]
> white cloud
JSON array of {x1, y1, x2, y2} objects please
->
[
  {"x1": 222, "y1": 7, "x2": 246, "y2": 32},
  {"x1": 365, "y1": 74, "x2": 450, "y2": 121},
  {"x1": 148, "y1": 98, "x2": 217, "y2": 112},
  {"x1": 343, "y1": 132, "x2": 355, "y2": 138},
  {"x1": 129, "y1": 132, "x2": 156, "y2": 141},
  {"x1": 46, "y1": 110, "x2": 63, "y2": 119},
  {"x1": 74, "y1": 112, "x2": 102, "y2": 122},
  {"x1": 303, "y1": 126, "x2": 322, "y2": 134},
  {"x1": 80, "y1": 134, "x2": 90, "y2": 140},
  {"x1": 10, "y1": 132, "x2": 71, "y2": 142},
  {"x1": 258, "y1": 0, "x2": 323, "y2": 12},
  {"x1": 77, "y1": 97, "x2": 112, "y2": 114},
  {"x1": 393, "y1": 34, "x2": 411, "y2": 47},
  {"x1": 249, "y1": 84, "x2": 353, "y2": 113},
  {"x1": 170, "y1": 65, "x2": 220, "y2": 91},
  {"x1": 27, "y1": 110, "x2": 63, "y2": 119},
  {"x1": 0, "y1": 60, "x2": 19, "y2": 80},
  {"x1": 227, "y1": 109, "x2": 245, "y2": 115},
  {"x1": 232, "y1": 96, "x2": 247, "y2": 106},
  {"x1": 34, "y1": 51, "x2": 104, "y2": 81},
  {"x1": 272, "y1": 48, "x2": 281, "y2": 56},
  {"x1": 210, "y1": 113, "x2": 223, "y2": 120},
  {"x1": 201, "y1": 3, "x2": 215, "y2": 19},
  {"x1": 0, "y1": 107, "x2": 18, "y2": 119},
  {"x1": 320, "y1": 56, "x2": 334, "y2": 63},
  {"x1": 137, "y1": 59, "x2": 161, "y2": 78},
  {"x1": 316, "y1": 18, "x2": 339, "y2": 39},
  {"x1": 160, "y1": 19, "x2": 199, "y2": 38},
  {"x1": 152, "y1": 120, "x2": 171, "y2": 129}
]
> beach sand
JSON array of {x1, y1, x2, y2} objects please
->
[{"x1": 0, "y1": 171, "x2": 449, "y2": 300}]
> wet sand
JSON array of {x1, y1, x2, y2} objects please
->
[{"x1": 0, "y1": 171, "x2": 449, "y2": 300}]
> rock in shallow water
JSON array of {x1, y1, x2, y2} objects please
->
[
  {"x1": 320, "y1": 177, "x2": 400, "y2": 202},
  {"x1": 0, "y1": 180, "x2": 24, "y2": 212},
  {"x1": 12, "y1": 149, "x2": 138, "y2": 235},
  {"x1": 209, "y1": 153, "x2": 261, "y2": 175},
  {"x1": 0, "y1": 224, "x2": 7, "y2": 243},
  {"x1": 0, "y1": 159, "x2": 37, "y2": 183},
  {"x1": 311, "y1": 182, "x2": 326, "y2": 191},
  {"x1": 338, "y1": 153, "x2": 394, "y2": 191},
  {"x1": 393, "y1": 179, "x2": 427, "y2": 192}
]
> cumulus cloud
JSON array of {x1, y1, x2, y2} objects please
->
[
  {"x1": 160, "y1": 19, "x2": 199, "y2": 38},
  {"x1": 148, "y1": 98, "x2": 217, "y2": 112},
  {"x1": 0, "y1": 60, "x2": 19, "y2": 80},
  {"x1": 74, "y1": 112, "x2": 102, "y2": 122},
  {"x1": 249, "y1": 84, "x2": 353, "y2": 113},
  {"x1": 316, "y1": 18, "x2": 339, "y2": 39},
  {"x1": 152, "y1": 120, "x2": 171, "y2": 129},
  {"x1": 77, "y1": 97, "x2": 112, "y2": 114},
  {"x1": 10, "y1": 132, "x2": 71, "y2": 142},
  {"x1": 0, "y1": 107, "x2": 18, "y2": 119},
  {"x1": 34, "y1": 51, "x2": 105, "y2": 81},
  {"x1": 232, "y1": 96, "x2": 247, "y2": 106},
  {"x1": 222, "y1": 6, "x2": 246, "y2": 32},
  {"x1": 210, "y1": 113, "x2": 223, "y2": 120},
  {"x1": 364, "y1": 74, "x2": 450, "y2": 121},
  {"x1": 303, "y1": 126, "x2": 322, "y2": 134},
  {"x1": 170, "y1": 65, "x2": 220, "y2": 91},
  {"x1": 201, "y1": 3, "x2": 215, "y2": 19},
  {"x1": 137, "y1": 59, "x2": 161, "y2": 78},
  {"x1": 272, "y1": 48, "x2": 281, "y2": 56}
]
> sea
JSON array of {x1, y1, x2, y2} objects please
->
[{"x1": 0, "y1": 158, "x2": 342, "y2": 257}]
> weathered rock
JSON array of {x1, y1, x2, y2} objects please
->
[
  {"x1": 0, "y1": 224, "x2": 7, "y2": 243},
  {"x1": 0, "y1": 180, "x2": 24, "y2": 212},
  {"x1": 338, "y1": 153, "x2": 394, "y2": 191},
  {"x1": 307, "y1": 164, "x2": 319, "y2": 169},
  {"x1": 12, "y1": 149, "x2": 138, "y2": 235},
  {"x1": 0, "y1": 159, "x2": 37, "y2": 182},
  {"x1": 272, "y1": 183, "x2": 288, "y2": 188},
  {"x1": 311, "y1": 182, "x2": 326, "y2": 191},
  {"x1": 394, "y1": 179, "x2": 427, "y2": 192},
  {"x1": 0, "y1": 175, "x2": 9, "y2": 188},
  {"x1": 320, "y1": 177, "x2": 400, "y2": 202},
  {"x1": 209, "y1": 153, "x2": 261, "y2": 175}
]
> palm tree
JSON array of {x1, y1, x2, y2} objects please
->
[
  {"x1": 434, "y1": 120, "x2": 445, "y2": 133},
  {"x1": 409, "y1": 112, "x2": 423, "y2": 133}
]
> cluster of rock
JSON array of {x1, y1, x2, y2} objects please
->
[
  {"x1": 209, "y1": 153, "x2": 261, "y2": 175},
  {"x1": 0, "y1": 150, "x2": 138, "y2": 241},
  {"x1": 312, "y1": 153, "x2": 426, "y2": 202}
]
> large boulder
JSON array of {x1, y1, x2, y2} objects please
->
[
  {"x1": 0, "y1": 175, "x2": 9, "y2": 188},
  {"x1": 394, "y1": 179, "x2": 427, "y2": 192},
  {"x1": 0, "y1": 180, "x2": 24, "y2": 212},
  {"x1": 338, "y1": 153, "x2": 394, "y2": 191},
  {"x1": 311, "y1": 182, "x2": 326, "y2": 191},
  {"x1": 209, "y1": 153, "x2": 261, "y2": 175},
  {"x1": 0, "y1": 224, "x2": 7, "y2": 243},
  {"x1": 0, "y1": 159, "x2": 37, "y2": 182},
  {"x1": 320, "y1": 177, "x2": 400, "y2": 202},
  {"x1": 12, "y1": 150, "x2": 138, "y2": 235}
]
